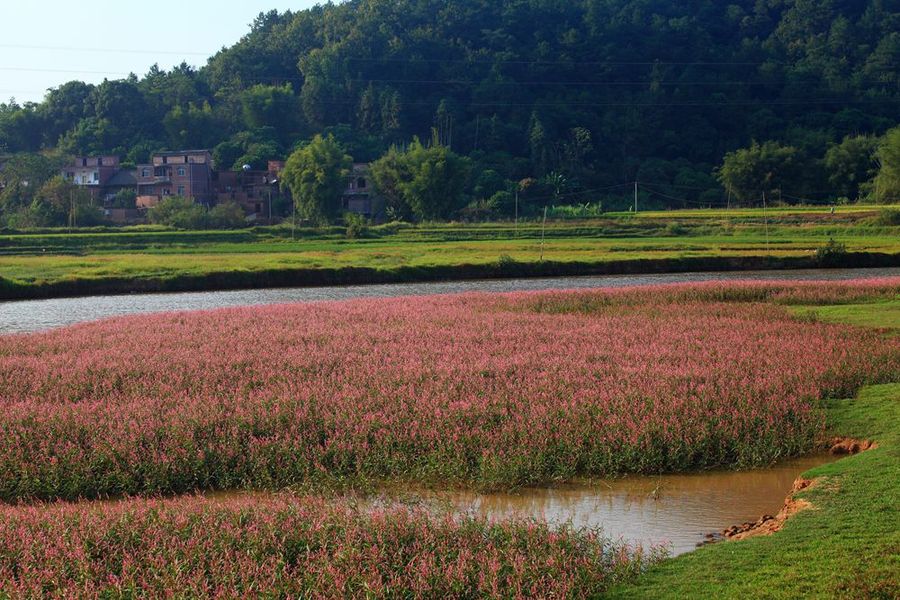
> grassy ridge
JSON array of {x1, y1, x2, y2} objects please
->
[
  {"x1": 0, "y1": 208, "x2": 898, "y2": 300},
  {"x1": 612, "y1": 299, "x2": 900, "y2": 599}
]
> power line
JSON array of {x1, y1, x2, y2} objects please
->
[
  {"x1": 0, "y1": 67, "x2": 136, "y2": 77},
  {"x1": 4, "y1": 66, "x2": 897, "y2": 88},
  {"x1": 0, "y1": 43, "x2": 212, "y2": 56},
  {"x1": 344, "y1": 56, "x2": 899, "y2": 69},
  {"x1": 325, "y1": 76, "x2": 900, "y2": 88},
  {"x1": 1, "y1": 41, "x2": 896, "y2": 70}
]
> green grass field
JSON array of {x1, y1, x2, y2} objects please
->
[
  {"x1": 0, "y1": 206, "x2": 897, "y2": 297},
  {"x1": 611, "y1": 298, "x2": 900, "y2": 599}
]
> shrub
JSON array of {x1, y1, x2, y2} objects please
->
[
  {"x1": 870, "y1": 208, "x2": 900, "y2": 227},
  {"x1": 208, "y1": 201, "x2": 247, "y2": 229},
  {"x1": 815, "y1": 238, "x2": 848, "y2": 265},
  {"x1": 147, "y1": 196, "x2": 207, "y2": 229},
  {"x1": 344, "y1": 212, "x2": 369, "y2": 238}
]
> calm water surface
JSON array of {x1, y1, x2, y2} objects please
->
[
  {"x1": 1, "y1": 267, "x2": 897, "y2": 334},
  {"x1": 377, "y1": 454, "x2": 835, "y2": 556}
]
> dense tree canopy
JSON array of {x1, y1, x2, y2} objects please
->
[
  {"x1": 283, "y1": 134, "x2": 352, "y2": 224},
  {"x1": 1, "y1": 0, "x2": 899, "y2": 217},
  {"x1": 872, "y1": 126, "x2": 900, "y2": 204}
]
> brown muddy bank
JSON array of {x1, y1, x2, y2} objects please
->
[{"x1": 703, "y1": 437, "x2": 878, "y2": 546}]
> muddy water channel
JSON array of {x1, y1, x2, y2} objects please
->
[{"x1": 375, "y1": 454, "x2": 835, "y2": 556}]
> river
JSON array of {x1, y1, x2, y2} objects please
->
[{"x1": 1, "y1": 267, "x2": 897, "y2": 334}]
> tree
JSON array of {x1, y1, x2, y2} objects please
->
[
  {"x1": 89, "y1": 78, "x2": 150, "y2": 151},
  {"x1": 148, "y1": 196, "x2": 208, "y2": 229},
  {"x1": 369, "y1": 145, "x2": 413, "y2": 221},
  {"x1": 37, "y1": 81, "x2": 95, "y2": 147},
  {"x1": 824, "y1": 135, "x2": 879, "y2": 201},
  {"x1": 240, "y1": 84, "x2": 301, "y2": 139},
  {"x1": 397, "y1": 137, "x2": 472, "y2": 221},
  {"x1": 871, "y1": 126, "x2": 900, "y2": 204},
  {"x1": 716, "y1": 141, "x2": 803, "y2": 205},
  {"x1": 282, "y1": 134, "x2": 352, "y2": 224},
  {"x1": 0, "y1": 153, "x2": 60, "y2": 213},
  {"x1": 163, "y1": 101, "x2": 219, "y2": 149},
  {"x1": 0, "y1": 102, "x2": 43, "y2": 152},
  {"x1": 109, "y1": 188, "x2": 137, "y2": 209},
  {"x1": 234, "y1": 142, "x2": 282, "y2": 171},
  {"x1": 1, "y1": 0, "x2": 899, "y2": 212},
  {"x1": 33, "y1": 176, "x2": 90, "y2": 226},
  {"x1": 208, "y1": 202, "x2": 247, "y2": 229}
]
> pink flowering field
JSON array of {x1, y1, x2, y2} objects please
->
[
  {"x1": 0, "y1": 279, "x2": 897, "y2": 502},
  {"x1": 0, "y1": 493, "x2": 665, "y2": 598}
]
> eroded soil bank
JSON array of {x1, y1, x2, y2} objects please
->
[{"x1": 706, "y1": 438, "x2": 877, "y2": 545}]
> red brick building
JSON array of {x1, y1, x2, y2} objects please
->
[
  {"x1": 213, "y1": 163, "x2": 284, "y2": 221},
  {"x1": 61, "y1": 156, "x2": 121, "y2": 202},
  {"x1": 342, "y1": 163, "x2": 383, "y2": 218},
  {"x1": 136, "y1": 150, "x2": 214, "y2": 208}
]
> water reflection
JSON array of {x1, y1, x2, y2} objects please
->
[{"x1": 379, "y1": 454, "x2": 834, "y2": 556}]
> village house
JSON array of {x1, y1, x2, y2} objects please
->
[
  {"x1": 342, "y1": 163, "x2": 383, "y2": 219},
  {"x1": 61, "y1": 156, "x2": 122, "y2": 202},
  {"x1": 212, "y1": 161, "x2": 285, "y2": 222},
  {"x1": 136, "y1": 150, "x2": 214, "y2": 208},
  {"x1": 51, "y1": 152, "x2": 393, "y2": 225}
]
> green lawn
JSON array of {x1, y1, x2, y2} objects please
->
[
  {"x1": 610, "y1": 300, "x2": 900, "y2": 599},
  {"x1": 0, "y1": 207, "x2": 897, "y2": 295},
  {"x1": 789, "y1": 300, "x2": 900, "y2": 331}
]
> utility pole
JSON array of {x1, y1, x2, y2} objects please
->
[
  {"x1": 539, "y1": 206, "x2": 548, "y2": 261},
  {"x1": 634, "y1": 181, "x2": 638, "y2": 213},
  {"x1": 763, "y1": 191, "x2": 770, "y2": 253},
  {"x1": 514, "y1": 189, "x2": 519, "y2": 236}
]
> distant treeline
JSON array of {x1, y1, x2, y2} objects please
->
[{"x1": 2, "y1": 0, "x2": 900, "y2": 226}]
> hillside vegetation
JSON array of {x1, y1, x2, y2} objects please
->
[{"x1": 2, "y1": 0, "x2": 900, "y2": 227}]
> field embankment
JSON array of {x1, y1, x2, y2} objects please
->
[{"x1": 0, "y1": 208, "x2": 898, "y2": 299}]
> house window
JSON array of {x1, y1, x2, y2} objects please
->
[
  {"x1": 255, "y1": 203, "x2": 261, "y2": 213},
  {"x1": 357, "y1": 177, "x2": 367, "y2": 189},
  {"x1": 93, "y1": 172, "x2": 99, "y2": 182},
  {"x1": 177, "y1": 186, "x2": 185, "y2": 196},
  {"x1": 142, "y1": 168, "x2": 150, "y2": 177},
  {"x1": 177, "y1": 167, "x2": 186, "y2": 176}
]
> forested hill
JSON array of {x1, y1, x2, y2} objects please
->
[{"x1": 2, "y1": 0, "x2": 899, "y2": 209}]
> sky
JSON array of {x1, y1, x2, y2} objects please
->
[{"x1": 0, "y1": 1, "x2": 322, "y2": 104}]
